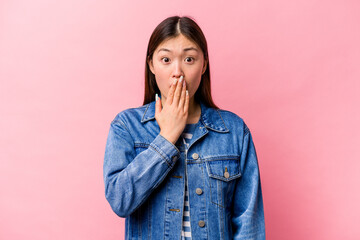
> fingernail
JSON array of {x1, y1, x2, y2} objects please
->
[
  {"x1": 173, "y1": 78, "x2": 177, "y2": 85},
  {"x1": 179, "y1": 76, "x2": 183, "y2": 83},
  {"x1": 186, "y1": 90, "x2": 188, "y2": 96},
  {"x1": 155, "y1": 93, "x2": 158, "y2": 101}
]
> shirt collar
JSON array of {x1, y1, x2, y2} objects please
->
[{"x1": 141, "y1": 97, "x2": 229, "y2": 133}]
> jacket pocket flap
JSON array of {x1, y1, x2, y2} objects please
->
[{"x1": 206, "y1": 158, "x2": 241, "y2": 182}]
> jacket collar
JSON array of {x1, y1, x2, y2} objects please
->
[{"x1": 141, "y1": 97, "x2": 229, "y2": 133}]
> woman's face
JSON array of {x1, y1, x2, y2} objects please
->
[{"x1": 148, "y1": 34, "x2": 207, "y2": 102}]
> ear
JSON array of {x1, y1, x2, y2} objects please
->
[
  {"x1": 147, "y1": 56, "x2": 155, "y2": 75},
  {"x1": 202, "y1": 59, "x2": 208, "y2": 75}
]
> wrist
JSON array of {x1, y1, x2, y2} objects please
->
[{"x1": 159, "y1": 132, "x2": 178, "y2": 145}]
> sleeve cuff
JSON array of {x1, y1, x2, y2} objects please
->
[{"x1": 149, "y1": 134, "x2": 181, "y2": 167}]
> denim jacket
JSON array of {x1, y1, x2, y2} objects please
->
[{"x1": 103, "y1": 99, "x2": 265, "y2": 240}]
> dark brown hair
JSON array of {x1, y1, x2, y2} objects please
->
[{"x1": 143, "y1": 15, "x2": 218, "y2": 109}]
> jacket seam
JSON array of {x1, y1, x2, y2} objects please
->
[
  {"x1": 216, "y1": 108, "x2": 229, "y2": 131},
  {"x1": 110, "y1": 120, "x2": 135, "y2": 197},
  {"x1": 141, "y1": 103, "x2": 151, "y2": 122},
  {"x1": 112, "y1": 119, "x2": 136, "y2": 142}
]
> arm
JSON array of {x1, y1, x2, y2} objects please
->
[
  {"x1": 103, "y1": 119, "x2": 180, "y2": 218},
  {"x1": 232, "y1": 123, "x2": 266, "y2": 239}
]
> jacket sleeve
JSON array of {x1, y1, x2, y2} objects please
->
[
  {"x1": 103, "y1": 118, "x2": 180, "y2": 218},
  {"x1": 231, "y1": 123, "x2": 266, "y2": 239}
]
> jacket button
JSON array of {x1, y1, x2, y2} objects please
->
[
  {"x1": 192, "y1": 153, "x2": 199, "y2": 160},
  {"x1": 224, "y1": 171, "x2": 230, "y2": 178},
  {"x1": 195, "y1": 188, "x2": 203, "y2": 195},
  {"x1": 198, "y1": 220, "x2": 205, "y2": 227}
]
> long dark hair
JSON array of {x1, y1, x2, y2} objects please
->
[{"x1": 143, "y1": 15, "x2": 218, "y2": 109}]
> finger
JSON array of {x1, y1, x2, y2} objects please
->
[
  {"x1": 167, "y1": 78, "x2": 177, "y2": 105},
  {"x1": 184, "y1": 89, "x2": 189, "y2": 113},
  {"x1": 155, "y1": 93, "x2": 162, "y2": 117},
  {"x1": 178, "y1": 78, "x2": 186, "y2": 110},
  {"x1": 172, "y1": 75, "x2": 183, "y2": 106}
]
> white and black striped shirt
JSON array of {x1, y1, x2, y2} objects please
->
[{"x1": 180, "y1": 123, "x2": 197, "y2": 240}]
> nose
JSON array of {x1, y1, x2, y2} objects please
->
[{"x1": 172, "y1": 60, "x2": 184, "y2": 79}]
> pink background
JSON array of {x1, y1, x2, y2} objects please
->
[{"x1": 1, "y1": 0, "x2": 359, "y2": 239}]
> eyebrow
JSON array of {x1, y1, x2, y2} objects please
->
[{"x1": 157, "y1": 47, "x2": 199, "y2": 53}]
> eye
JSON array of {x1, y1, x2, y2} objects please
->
[
  {"x1": 185, "y1": 57, "x2": 194, "y2": 63},
  {"x1": 161, "y1": 57, "x2": 170, "y2": 63}
]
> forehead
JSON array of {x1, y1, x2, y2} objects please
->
[{"x1": 156, "y1": 34, "x2": 200, "y2": 52}]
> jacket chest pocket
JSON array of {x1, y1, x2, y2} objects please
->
[{"x1": 205, "y1": 157, "x2": 241, "y2": 208}]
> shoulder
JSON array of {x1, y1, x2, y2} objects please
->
[
  {"x1": 216, "y1": 108, "x2": 243, "y2": 122},
  {"x1": 111, "y1": 103, "x2": 149, "y2": 125},
  {"x1": 215, "y1": 107, "x2": 250, "y2": 135}
]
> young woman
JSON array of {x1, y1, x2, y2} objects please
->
[{"x1": 103, "y1": 16, "x2": 265, "y2": 240}]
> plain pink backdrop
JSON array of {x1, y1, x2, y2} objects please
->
[{"x1": 1, "y1": 0, "x2": 359, "y2": 239}]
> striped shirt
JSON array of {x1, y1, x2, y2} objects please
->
[{"x1": 181, "y1": 123, "x2": 197, "y2": 240}]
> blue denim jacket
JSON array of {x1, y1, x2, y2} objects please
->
[{"x1": 103, "y1": 99, "x2": 265, "y2": 240}]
